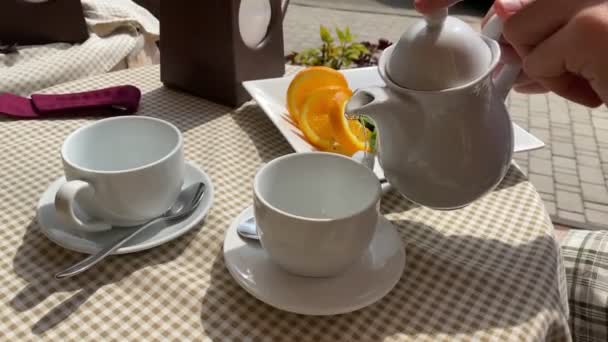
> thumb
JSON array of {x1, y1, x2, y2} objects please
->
[
  {"x1": 414, "y1": 0, "x2": 462, "y2": 14},
  {"x1": 493, "y1": 0, "x2": 532, "y2": 19}
]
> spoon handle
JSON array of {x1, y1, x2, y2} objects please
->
[{"x1": 54, "y1": 217, "x2": 164, "y2": 279}]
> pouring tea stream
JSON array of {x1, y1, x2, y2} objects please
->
[{"x1": 345, "y1": 11, "x2": 519, "y2": 209}]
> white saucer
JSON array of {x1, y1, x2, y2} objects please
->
[
  {"x1": 223, "y1": 206, "x2": 406, "y2": 316},
  {"x1": 37, "y1": 161, "x2": 214, "y2": 255}
]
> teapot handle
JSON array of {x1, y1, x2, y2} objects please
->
[{"x1": 482, "y1": 14, "x2": 521, "y2": 100}]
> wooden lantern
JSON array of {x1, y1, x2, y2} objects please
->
[{"x1": 161, "y1": 0, "x2": 289, "y2": 107}]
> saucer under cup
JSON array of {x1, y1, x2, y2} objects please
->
[
  {"x1": 224, "y1": 206, "x2": 406, "y2": 315},
  {"x1": 37, "y1": 161, "x2": 214, "y2": 254}
]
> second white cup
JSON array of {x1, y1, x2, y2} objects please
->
[
  {"x1": 55, "y1": 116, "x2": 185, "y2": 232},
  {"x1": 253, "y1": 152, "x2": 381, "y2": 277}
]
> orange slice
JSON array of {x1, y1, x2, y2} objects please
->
[
  {"x1": 286, "y1": 67, "x2": 349, "y2": 124},
  {"x1": 299, "y1": 87, "x2": 353, "y2": 151},
  {"x1": 327, "y1": 142, "x2": 353, "y2": 156},
  {"x1": 329, "y1": 91, "x2": 372, "y2": 156}
]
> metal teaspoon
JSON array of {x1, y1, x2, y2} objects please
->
[{"x1": 55, "y1": 182, "x2": 206, "y2": 279}]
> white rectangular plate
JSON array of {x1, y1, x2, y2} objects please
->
[{"x1": 243, "y1": 67, "x2": 544, "y2": 176}]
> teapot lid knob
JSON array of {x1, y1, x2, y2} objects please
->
[
  {"x1": 385, "y1": 8, "x2": 493, "y2": 91},
  {"x1": 424, "y1": 8, "x2": 447, "y2": 28}
]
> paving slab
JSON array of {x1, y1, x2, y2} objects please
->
[
  {"x1": 586, "y1": 202, "x2": 608, "y2": 212},
  {"x1": 553, "y1": 156, "x2": 576, "y2": 170},
  {"x1": 579, "y1": 166, "x2": 605, "y2": 184},
  {"x1": 530, "y1": 149, "x2": 551, "y2": 160},
  {"x1": 578, "y1": 155, "x2": 601, "y2": 167},
  {"x1": 552, "y1": 142, "x2": 575, "y2": 158},
  {"x1": 557, "y1": 191, "x2": 584, "y2": 213},
  {"x1": 587, "y1": 210, "x2": 608, "y2": 225},
  {"x1": 540, "y1": 193, "x2": 556, "y2": 202},
  {"x1": 555, "y1": 173, "x2": 579, "y2": 186},
  {"x1": 530, "y1": 158, "x2": 553, "y2": 176},
  {"x1": 556, "y1": 184, "x2": 581, "y2": 194},
  {"x1": 581, "y1": 183, "x2": 608, "y2": 204},
  {"x1": 559, "y1": 211, "x2": 586, "y2": 223},
  {"x1": 573, "y1": 123, "x2": 594, "y2": 137}
]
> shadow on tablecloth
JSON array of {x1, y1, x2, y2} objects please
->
[
  {"x1": 10, "y1": 218, "x2": 201, "y2": 336},
  {"x1": 230, "y1": 102, "x2": 296, "y2": 163},
  {"x1": 200, "y1": 219, "x2": 568, "y2": 340},
  {"x1": 139, "y1": 87, "x2": 294, "y2": 164}
]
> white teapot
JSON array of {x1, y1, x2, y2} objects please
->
[{"x1": 346, "y1": 10, "x2": 519, "y2": 209}]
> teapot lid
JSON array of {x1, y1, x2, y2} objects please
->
[{"x1": 386, "y1": 9, "x2": 492, "y2": 91}]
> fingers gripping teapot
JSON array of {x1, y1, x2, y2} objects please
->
[{"x1": 346, "y1": 10, "x2": 520, "y2": 209}]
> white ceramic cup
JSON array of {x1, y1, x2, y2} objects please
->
[
  {"x1": 55, "y1": 116, "x2": 185, "y2": 232},
  {"x1": 253, "y1": 152, "x2": 382, "y2": 277}
]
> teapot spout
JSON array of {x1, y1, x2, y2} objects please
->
[{"x1": 345, "y1": 87, "x2": 390, "y2": 121}]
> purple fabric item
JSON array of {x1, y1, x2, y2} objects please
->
[
  {"x1": 0, "y1": 92, "x2": 39, "y2": 118},
  {"x1": 0, "y1": 85, "x2": 141, "y2": 118}
]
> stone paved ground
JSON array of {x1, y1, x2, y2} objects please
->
[
  {"x1": 507, "y1": 93, "x2": 608, "y2": 228},
  {"x1": 283, "y1": 4, "x2": 608, "y2": 229}
]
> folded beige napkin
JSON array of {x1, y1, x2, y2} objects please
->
[{"x1": 0, "y1": 0, "x2": 160, "y2": 96}]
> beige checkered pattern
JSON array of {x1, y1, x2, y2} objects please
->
[{"x1": 0, "y1": 65, "x2": 570, "y2": 341}]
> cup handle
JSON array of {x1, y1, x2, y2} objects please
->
[
  {"x1": 482, "y1": 14, "x2": 521, "y2": 100},
  {"x1": 54, "y1": 180, "x2": 112, "y2": 232}
]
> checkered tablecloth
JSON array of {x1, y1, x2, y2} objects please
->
[{"x1": 0, "y1": 65, "x2": 570, "y2": 341}]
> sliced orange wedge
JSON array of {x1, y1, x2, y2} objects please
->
[
  {"x1": 327, "y1": 142, "x2": 354, "y2": 156},
  {"x1": 286, "y1": 67, "x2": 349, "y2": 124},
  {"x1": 299, "y1": 87, "x2": 353, "y2": 151},
  {"x1": 329, "y1": 91, "x2": 372, "y2": 156}
]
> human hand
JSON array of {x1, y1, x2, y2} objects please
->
[
  {"x1": 414, "y1": 0, "x2": 608, "y2": 107},
  {"x1": 413, "y1": 0, "x2": 461, "y2": 14}
]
